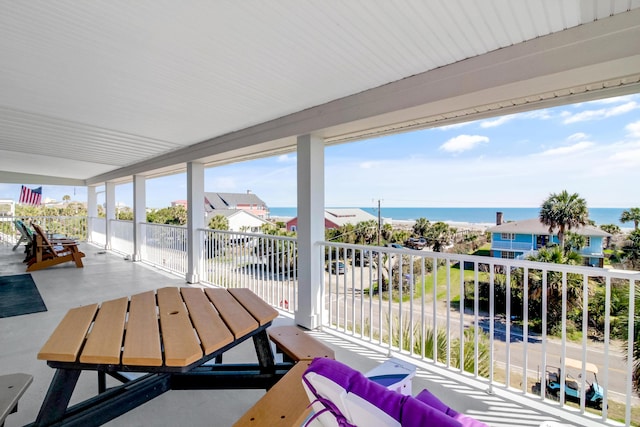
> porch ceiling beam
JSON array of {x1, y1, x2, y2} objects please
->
[
  {"x1": 86, "y1": 9, "x2": 640, "y2": 185},
  {"x1": 0, "y1": 171, "x2": 84, "y2": 186}
]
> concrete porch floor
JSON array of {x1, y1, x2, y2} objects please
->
[{"x1": 0, "y1": 242, "x2": 607, "y2": 427}]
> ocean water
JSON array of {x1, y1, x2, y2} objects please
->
[{"x1": 269, "y1": 207, "x2": 629, "y2": 228}]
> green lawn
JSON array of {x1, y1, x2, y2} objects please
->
[{"x1": 414, "y1": 263, "x2": 490, "y2": 303}]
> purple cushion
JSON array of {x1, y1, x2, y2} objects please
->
[
  {"x1": 415, "y1": 389, "x2": 488, "y2": 427},
  {"x1": 305, "y1": 358, "x2": 464, "y2": 427}
]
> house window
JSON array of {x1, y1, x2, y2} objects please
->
[
  {"x1": 501, "y1": 233, "x2": 515, "y2": 240},
  {"x1": 501, "y1": 251, "x2": 515, "y2": 259},
  {"x1": 290, "y1": 225, "x2": 297, "y2": 232},
  {"x1": 585, "y1": 236, "x2": 591, "y2": 247}
]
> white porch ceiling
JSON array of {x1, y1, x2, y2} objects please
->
[{"x1": 1, "y1": 1, "x2": 639, "y2": 186}]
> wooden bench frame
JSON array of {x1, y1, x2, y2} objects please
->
[
  {"x1": 0, "y1": 373, "x2": 33, "y2": 427},
  {"x1": 233, "y1": 360, "x2": 313, "y2": 427},
  {"x1": 268, "y1": 326, "x2": 334, "y2": 362},
  {"x1": 233, "y1": 326, "x2": 335, "y2": 426}
]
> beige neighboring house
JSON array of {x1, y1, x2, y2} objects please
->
[
  {"x1": 286, "y1": 208, "x2": 378, "y2": 232},
  {"x1": 207, "y1": 209, "x2": 269, "y2": 232}
]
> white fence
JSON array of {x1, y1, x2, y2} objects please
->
[
  {"x1": 109, "y1": 219, "x2": 134, "y2": 256},
  {"x1": 199, "y1": 229, "x2": 297, "y2": 314},
  {"x1": 140, "y1": 222, "x2": 188, "y2": 275},
  {"x1": 0, "y1": 215, "x2": 87, "y2": 246},
  {"x1": 88, "y1": 217, "x2": 106, "y2": 247},
  {"x1": 319, "y1": 241, "x2": 639, "y2": 425},
  {"x1": 68, "y1": 220, "x2": 638, "y2": 426}
]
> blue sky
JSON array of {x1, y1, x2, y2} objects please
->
[{"x1": 1, "y1": 94, "x2": 639, "y2": 209}]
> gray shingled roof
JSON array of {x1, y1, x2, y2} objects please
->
[
  {"x1": 204, "y1": 192, "x2": 267, "y2": 212},
  {"x1": 487, "y1": 218, "x2": 610, "y2": 237}
]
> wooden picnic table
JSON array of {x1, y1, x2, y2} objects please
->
[{"x1": 30, "y1": 287, "x2": 287, "y2": 426}]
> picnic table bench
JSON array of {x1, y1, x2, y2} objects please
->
[{"x1": 0, "y1": 373, "x2": 32, "y2": 427}]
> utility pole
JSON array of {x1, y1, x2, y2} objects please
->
[{"x1": 377, "y1": 199, "x2": 382, "y2": 247}]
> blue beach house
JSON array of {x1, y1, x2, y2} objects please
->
[{"x1": 487, "y1": 213, "x2": 610, "y2": 267}]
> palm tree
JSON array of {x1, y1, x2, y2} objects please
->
[
  {"x1": 621, "y1": 207, "x2": 640, "y2": 231},
  {"x1": 413, "y1": 217, "x2": 430, "y2": 237},
  {"x1": 600, "y1": 224, "x2": 620, "y2": 249},
  {"x1": 539, "y1": 190, "x2": 589, "y2": 250},
  {"x1": 564, "y1": 231, "x2": 586, "y2": 253},
  {"x1": 526, "y1": 246, "x2": 583, "y2": 333},
  {"x1": 208, "y1": 214, "x2": 229, "y2": 230},
  {"x1": 425, "y1": 221, "x2": 454, "y2": 252},
  {"x1": 381, "y1": 223, "x2": 393, "y2": 241},
  {"x1": 354, "y1": 220, "x2": 377, "y2": 244},
  {"x1": 622, "y1": 230, "x2": 640, "y2": 269}
]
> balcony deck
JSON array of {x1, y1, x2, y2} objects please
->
[{"x1": 0, "y1": 242, "x2": 619, "y2": 427}]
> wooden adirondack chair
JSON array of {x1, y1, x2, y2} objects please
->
[
  {"x1": 12, "y1": 220, "x2": 33, "y2": 251},
  {"x1": 26, "y1": 223, "x2": 85, "y2": 272}
]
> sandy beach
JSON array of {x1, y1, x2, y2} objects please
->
[
  {"x1": 388, "y1": 219, "x2": 491, "y2": 232},
  {"x1": 271, "y1": 216, "x2": 491, "y2": 233}
]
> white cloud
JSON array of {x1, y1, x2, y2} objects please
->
[
  {"x1": 359, "y1": 161, "x2": 381, "y2": 169},
  {"x1": 439, "y1": 135, "x2": 489, "y2": 153},
  {"x1": 563, "y1": 101, "x2": 638, "y2": 124},
  {"x1": 626, "y1": 120, "x2": 640, "y2": 138},
  {"x1": 277, "y1": 154, "x2": 295, "y2": 163},
  {"x1": 480, "y1": 115, "x2": 517, "y2": 128},
  {"x1": 608, "y1": 148, "x2": 640, "y2": 167},
  {"x1": 567, "y1": 132, "x2": 588, "y2": 142},
  {"x1": 536, "y1": 141, "x2": 594, "y2": 156},
  {"x1": 590, "y1": 94, "x2": 636, "y2": 105},
  {"x1": 524, "y1": 109, "x2": 553, "y2": 120}
]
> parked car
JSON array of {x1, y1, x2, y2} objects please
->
[
  {"x1": 386, "y1": 243, "x2": 403, "y2": 249},
  {"x1": 405, "y1": 237, "x2": 427, "y2": 250},
  {"x1": 329, "y1": 261, "x2": 346, "y2": 274}
]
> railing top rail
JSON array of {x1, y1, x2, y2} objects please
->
[
  {"x1": 320, "y1": 240, "x2": 640, "y2": 280},
  {"x1": 203, "y1": 228, "x2": 296, "y2": 243},
  {"x1": 7, "y1": 215, "x2": 87, "y2": 220},
  {"x1": 142, "y1": 222, "x2": 187, "y2": 231}
]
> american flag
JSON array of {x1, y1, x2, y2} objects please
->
[{"x1": 19, "y1": 185, "x2": 42, "y2": 205}]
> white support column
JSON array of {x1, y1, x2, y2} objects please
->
[
  {"x1": 132, "y1": 175, "x2": 146, "y2": 261},
  {"x1": 186, "y1": 162, "x2": 205, "y2": 284},
  {"x1": 296, "y1": 134, "x2": 324, "y2": 330},
  {"x1": 105, "y1": 182, "x2": 116, "y2": 250},
  {"x1": 87, "y1": 186, "x2": 97, "y2": 245}
]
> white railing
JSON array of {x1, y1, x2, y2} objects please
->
[
  {"x1": 109, "y1": 219, "x2": 134, "y2": 256},
  {"x1": 48, "y1": 219, "x2": 636, "y2": 425},
  {"x1": 0, "y1": 215, "x2": 87, "y2": 246},
  {"x1": 140, "y1": 222, "x2": 188, "y2": 275},
  {"x1": 319, "y1": 241, "x2": 639, "y2": 426},
  {"x1": 199, "y1": 229, "x2": 297, "y2": 314},
  {"x1": 88, "y1": 216, "x2": 106, "y2": 247},
  {"x1": 577, "y1": 247, "x2": 605, "y2": 257}
]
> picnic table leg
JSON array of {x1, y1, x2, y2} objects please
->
[
  {"x1": 252, "y1": 330, "x2": 275, "y2": 370},
  {"x1": 34, "y1": 368, "x2": 81, "y2": 426},
  {"x1": 98, "y1": 371, "x2": 106, "y2": 393}
]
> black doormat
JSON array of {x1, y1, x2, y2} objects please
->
[{"x1": 0, "y1": 273, "x2": 47, "y2": 318}]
